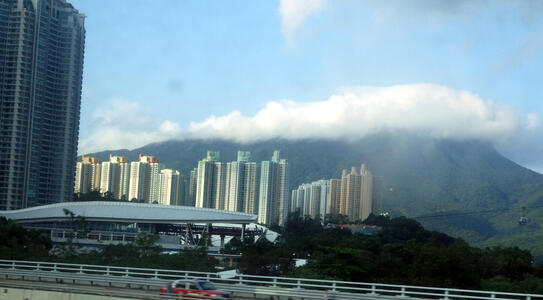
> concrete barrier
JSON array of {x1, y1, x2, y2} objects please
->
[{"x1": 0, "y1": 287, "x2": 133, "y2": 300}]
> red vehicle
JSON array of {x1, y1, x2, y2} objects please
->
[{"x1": 159, "y1": 279, "x2": 233, "y2": 299}]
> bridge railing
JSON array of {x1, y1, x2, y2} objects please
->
[{"x1": 1, "y1": 259, "x2": 542, "y2": 300}]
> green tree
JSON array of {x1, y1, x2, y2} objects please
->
[
  {"x1": 134, "y1": 233, "x2": 162, "y2": 257},
  {"x1": 0, "y1": 217, "x2": 51, "y2": 260}
]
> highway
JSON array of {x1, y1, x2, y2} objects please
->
[
  {"x1": 1, "y1": 260, "x2": 541, "y2": 300},
  {"x1": 0, "y1": 278, "x2": 167, "y2": 299}
]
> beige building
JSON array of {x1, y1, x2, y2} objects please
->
[
  {"x1": 74, "y1": 156, "x2": 102, "y2": 195},
  {"x1": 336, "y1": 165, "x2": 374, "y2": 221}
]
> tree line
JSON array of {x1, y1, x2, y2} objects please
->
[{"x1": 226, "y1": 212, "x2": 543, "y2": 294}]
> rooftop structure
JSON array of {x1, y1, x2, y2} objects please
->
[{"x1": 0, "y1": 201, "x2": 256, "y2": 224}]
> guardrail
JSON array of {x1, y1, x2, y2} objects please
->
[{"x1": 1, "y1": 259, "x2": 542, "y2": 300}]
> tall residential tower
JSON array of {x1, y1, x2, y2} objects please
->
[
  {"x1": 0, "y1": 0, "x2": 85, "y2": 209},
  {"x1": 258, "y1": 151, "x2": 289, "y2": 226}
]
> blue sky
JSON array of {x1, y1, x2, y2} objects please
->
[{"x1": 71, "y1": 0, "x2": 543, "y2": 171}]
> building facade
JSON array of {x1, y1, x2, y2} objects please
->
[
  {"x1": 0, "y1": 0, "x2": 85, "y2": 210},
  {"x1": 291, "y1": 179, "x2": 329, "y2": 220},
  {"x1": 98, "y1": 155, "x2": 129, "y2": 199},
  {"x1": 292, "y1": 165, "x2": 374, "y2": 222},
  {"x1": 74, "y1": 156, "x2": 100, "y2": 195},
  {"x1": 195, "y1": 151, "x2": 219, "y2": 208},
  {"x1": 128, "y1": 155, "x2": 162, "y2": 203},
  {"x1": 157, "y1": 169, "x2": 182, "y2": 205},
  {"x1": 258, "y1": 151, "x2": 289, "y2": 226}
]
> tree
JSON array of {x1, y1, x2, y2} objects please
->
[
  {"x1": 324, "y1": 213, "x2": 349, "y2": 225},
  {"x1": 0, "y1": 217, "x2": 51, "y2": 260},
  {"x1": 78, "y1": 190, "x2": 103, "y2": 202},
  {"x1": 134, "y1": 233, "x2": 162, "y2": 257},
  {"x1": 237, "y1": 238, "x2": 292, "y2": 276},
  {"x1": 478, "y1": 246, "x2": 533, "y2": 281}
]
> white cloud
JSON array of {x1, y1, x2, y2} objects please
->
[
  {"x1": 78, "y1": 99, "x2": 182, "y2": 154},
  {"x1": 79, "y1": 84, "x2": 540, "y2": 168},
  {"x1": 279, "y1": 0, "x2": 324, "y2": 41},
  {"x1": 188, "y1": 83, "x2": 538, "y2": 144}
]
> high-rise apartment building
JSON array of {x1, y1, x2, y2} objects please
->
[
  {"x1": 339, "y1": 165, "x2": 373, "y2": 221},
  {"x1": 128, "y1": 154, "x2": 161, "y2": 203},
  {"x1": 187, "y1": 168, "x2": 198, "y2": 206},
  {"x1": 213, "y1": 162, "x2": 227, "y2": 210},
  {"x1": 302, "y1": 184, "x2": 311, "y2": 216},
  {"x1": 74, "y1": 156, "x2": 100, "y2": 195},
  {"x1": 359, "y1": 164, "x2": 373, "y2": 221},
  {"x1": 116, "y1": 157, "x2": 131, "y2": 200},
  {"x1": 74, "y1": 162, "x2": 89, "y2": 195},
  {"x1": 226, "y1": 160, "x2": 245, "y2": 212},
  {"x1": 290, "y1": 186, "x2": 306, "y2": 214},
  {"x1": 340, "y1": 167, "x2": 361, "y2": 220},
  {"x1": 291, "y1": 179, "x2": 329, "y2": 220},
  {"x1": 99, "y1": 155, "x2": 129, "y2": 199},
  {"x1": 0, "y1": 0, "x2": 85, "y2": 210},
  {"x1": 195, "y1": 151, "x2": 219, "y2": 208},
  {"x1": 276, "y1": 158, "x2": 290, "y2": 225},
  {"x1": 157, "y1": 169, "x2": 182, "y2": 205},
  {"x1": 328, "y1": 179, "x2": 342, "y2": 214},
  {"x1": 148, "y1": 160, "x2": 165, "y2": 204},
  {"x1": 99, "y1": 161, "x2": 118, "y2": 196},
  {"x1": 258, "y1": 160, "x2": 276, "y2": 225},
  {"x1": 243, "y1": 162, "x2": 260, "y2": 215},
  {"x1": 317, "y1": 179, "x2": 330, "y2": 219},
  {"x1": 258, "y1": 151, "x2": 289, "y2": 226},
  {"x1": 292, "y1": 165, "x2": 373, "y2": 222},
  {"x1": 224, "y1": 151, "x2": 259, "y2": 214},
  {"x1": 128, "y1": 161, "x2": 148, "y2": 202}
]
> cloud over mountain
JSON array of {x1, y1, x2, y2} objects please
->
[
  {"x1": 79, "y1": 84, "x2": 541, "y2": 173},
  {"x1": 188, "y1": 83, "x2": 538, "y2": 143}
]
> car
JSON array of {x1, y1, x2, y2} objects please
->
[{"x1": 159, "y1": 279, "x2": 233, "y2": 299}]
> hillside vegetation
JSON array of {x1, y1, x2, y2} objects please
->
[{"x1": 229, "y1": 213, "x2": 543, "y2": 293}]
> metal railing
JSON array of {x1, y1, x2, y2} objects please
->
[{"x1": 1, "y1": 259, "x2": 542, "y2": 299}]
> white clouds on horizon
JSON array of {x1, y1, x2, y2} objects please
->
[
  {"x1": 279, "y1": 0, "x2": 324, "y2": 42},
  {"x1": 188, "y1": 84, "x2": 538, "y2": 143},
  {"x1": 79, "y1": 84, "x2": 540, "y2": 158},
  {"x1": 78, "y1": 99, "x2": 182, "y2": 154}
]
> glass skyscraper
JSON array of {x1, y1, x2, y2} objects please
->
[{"x1": 0, "y1": 0, "x2": 85, "y2": 210}]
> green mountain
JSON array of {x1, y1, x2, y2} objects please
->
[{"x1": 85, "y1": 133, "x2": 543, "y2": 259}]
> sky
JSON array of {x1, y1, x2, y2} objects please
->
[{"x1": 71, "y1": 0, "x2": 543, "y2": 172}]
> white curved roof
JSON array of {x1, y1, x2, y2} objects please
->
[{"x1": 0, "y1": 201, "x2": 257, "y2": 224}]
